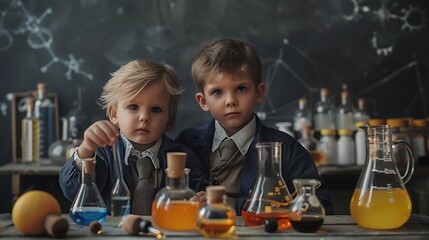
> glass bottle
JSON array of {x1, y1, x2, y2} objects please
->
[
  {"x1": 34, "y1": 83, "x2": 56, "y2": 158},
  {"x1": 337, "y1": 129, "x2": 355, "y2": 165},
  {"x1": 318, "y1": 129, "x2": 337, "y2": 165},
  {"x1": 350, "y1": 125, "x2": 414, "y2": 230},
  {"x1": 111, "y1": 141, "x2": 131, "y2": 227},
  {"x1": 70, "y1": 158, "x2": 107, "y2": 226},
  {"x1": 336, "y1": 90, "x2": 355, "y2": 131},
  {"x1": 290, "y1": 179, "x2": 325, "y2": 233},
  {"x1": 354, "y1": 98, "x2": 370, "y2": 124},
  {"x1": 412, "y1": 119, "x2": 428, "y2": 165},
  {"x1": 355, "y1": 122, "x2": 367, "y2": 166},
  {"x1": 293, "y1": 98, "x2": 312, "y2": 134},
  {"x1": 241, "y1": 142, "x2": 292, "y2": 229},
  {"x1": 21, "y1": 97, "x2": 40, "y2": 163},
  {"x1": 299, "y1": 124, "x2": 325, "y2": 166},
  {"x1": 313, "y1": 88, "x2": 335, "y2": 131},
  {"x1": 48, "y1": 117, "x2": 73, "y2": 165},
  {"x1": 152, "y1": 152, "x2": 199, "y2": 231},
  {"x1": 196, "y1": 186, "x2": 236, "y2": 238}
]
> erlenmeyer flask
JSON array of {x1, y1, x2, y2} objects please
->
[
  {"x1": 350, "y1": 125, "x2": 414, "y2": 229},
  {"x1": 241, "y1": 142, "x2": 293, "y2": 229},
  {"x1": 70, "y1": 158, "x2": 107, "y2": 226},
  {"x1": 111, "y1": 141, "x2": 131, "y2": 227}
]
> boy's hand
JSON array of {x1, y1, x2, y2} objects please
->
[
  {"x1": 77, "y1": 120, "x2": 120, "y2": 159},
  {"x1": 191, "y1": 191, "x2": 207, "y2": 204}
]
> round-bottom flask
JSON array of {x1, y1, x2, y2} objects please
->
[
  {"x1": 196, "y1": 186, "x2": 236, "y2": 238},
  {"x1": 290, "y1": 179, "x2": 325, "y2": 233},
  {"x1": 70, "y1": 158, "x2": 107, "y2": 225},
  {"x1": 151, "y1": 152, "x2": 199, "y2": 231}
]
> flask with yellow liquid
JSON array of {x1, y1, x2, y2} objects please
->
[{"x1": 350, "y1": 125, "x2": 414, "y2": 229}]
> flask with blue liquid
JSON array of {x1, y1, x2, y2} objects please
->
[{"x1": 70, "y1": 158, "x2": 107, "y2": 225}]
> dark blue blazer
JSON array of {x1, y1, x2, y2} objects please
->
[
  {"x1": 176, "y1": 115, "x2": 334, "y2": 214},
  {"x1": 59, "y1": 134, "x2": 205, "y2": 213}
]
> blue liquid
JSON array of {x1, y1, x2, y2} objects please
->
[{"x1": 70, "y1": 207, "x2": 107, "y2": 226}]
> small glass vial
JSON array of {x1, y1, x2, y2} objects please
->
[
  {"x1": 34, "y1": 82, "x2": 56, "y2": 158},
  {"x1": 290, "y1": 179, "x2": 325, "y2": 233},
  {"x1": 313, "y1": 88, "x2": 335, "y2": 131},
  {"x1": 336, "y1": 91, "x2": 355, "y2": 131},
  {"x1": 21, "y1": 97, "x2": 40, "y2": 163},
  {"x1": 355, "y1": 122, "x2": 367, "y2": 166},
  {"x1": 152, "y1": 152, "x2": 199, "y2": 231},
  {"x1": 70, "y1": 158, "x2": 107, "y2": 225},
  {"x1": 412, "y1": 119, "x2": 428, "y2": 165},
  {"x1": 196, "y1": 186, "x2": 236, "y2": 238},
  {"x1": 354, "y1": 98, "x2": 370, "y2": 124},
  {"x1": 318, "y1": 129, "x2": 337, "y2": 165},
  {"x1": 337, "y1": 129, "x2": 355, "y2": 165},
  {"x1": 293, "y1": 98, "x2": 312, "y2": 134}
]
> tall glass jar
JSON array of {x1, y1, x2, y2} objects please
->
[
  {"x1": 313, "y1": 88, "x2": 335, "y2": 131},
  {"x1": 151, "y1": 152, "x2": 199, "y2": 231}
]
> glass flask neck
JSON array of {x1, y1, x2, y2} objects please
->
[
  {"x1": 81, "y1": 159, "x2": 96, "y2": 184},
  {"x1": 294, "y1": 179, "x2": 319, "y2": 196},
  {"x1": 256, "y1": 142, "x2": 282, "y2": 177},
  {"x1": 166, "y1": 168, "x2": 190, "y2": 189}
]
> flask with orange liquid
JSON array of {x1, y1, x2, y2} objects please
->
[
  {"x1": 350, "y1": 125, "x2": 414, "y2": 229},
  {"x1": 241, "y1": 142, "x2": 293, "y2": 229},
  {"x1": 151, "y1": 152, "x2": 199, "y2": 231}
]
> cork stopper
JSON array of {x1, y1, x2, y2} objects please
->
[
  {"x1": 207, "y1": 186, "x2": 225, "y2": 204},
  {"x1": 37, "y1": 82, "x2": 46, "y2": 91},
  {"x1": 298, "y1": 98, "x2": 307, "y2": 109},
  {"x1": 25, "y1": 97, "x2": 34, "y2": 106},
  {"x1": 166, "y1": 152, "x2": 187, "y2": 178},
  {"x1": 341, "y1": 91, "x2": 349, "y2": 101},
  {"x1": 82, "y1": 159, "x2": 95, "y2": 174}
]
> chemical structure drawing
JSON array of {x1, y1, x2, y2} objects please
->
[
  {"x1": 0, "y1": 0, "x2": 93, "y2": 81},
  {"x1": 337, "y1": 0, "x2": 427, "y2": 56}
]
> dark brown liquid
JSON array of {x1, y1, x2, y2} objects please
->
[{"x1": 290, "y1": 216, "x2": 323, "y2": 233}]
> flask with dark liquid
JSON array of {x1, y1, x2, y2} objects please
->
[
  {"x1": 289, "y1": 179, "x2": 325, "y2": 232},
  {"x1": 241, "y1": 142, "x2": 292, "y2": 229}
]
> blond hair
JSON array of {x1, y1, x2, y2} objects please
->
[
  {"x1": 191, "y1": 38, "x2": 262, "y2": 91},
  {"x1": 99, "y1": 60, "x2": 181, "y2": 130}
]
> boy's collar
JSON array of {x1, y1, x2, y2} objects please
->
[
  {"x1": 121, "y1": 133, "x2": 162, "y2": 169},
  {"x1": 212, "y1": 115, "x2": 256, "y2": 155}
]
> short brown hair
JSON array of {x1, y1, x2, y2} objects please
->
[
  {"x1": 191, "y1": 38, "x2": 262, "y2": 91},
  {"x1": 99, "y1": 60, "x2": 181, "y2": 131}
]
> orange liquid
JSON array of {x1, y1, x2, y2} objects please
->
[
  {"x1": 350, "y1": 188, "x2": 411, "y2": 229},
  {"x1": 197, "y1": 219, "x2": 235, "y2": 238},
  {"x1": 241, "y1": 210, "x2": 291, "y2": 229},
  {"x1": 152, "y1": 200, "x2": 199, "y2": 231},
  {"x1": 310, "y1": 150, "x2": 325, "y2": 165}
]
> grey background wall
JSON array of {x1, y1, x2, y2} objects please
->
[{"x1": 1, "y1": 0, "x2": 428, "y2": 213}]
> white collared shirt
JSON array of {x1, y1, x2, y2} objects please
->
[
  {"x1": 212, "y1": 115, "x2": 256, "y2": 156},
  {"x1": 121, "y1": 133, "x2": 161, "y2": 169}
]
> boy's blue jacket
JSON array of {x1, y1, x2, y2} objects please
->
[
  {"x1": 176, "y1": 115, "x2": 334, "y2": 214},
  {"x1": 59, "y1": 134, "x2": 205, "y2": 212}
]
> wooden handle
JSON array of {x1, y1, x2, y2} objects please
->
[{"x1": 44, "y1": 214, "x2": 69, "y2": 238}]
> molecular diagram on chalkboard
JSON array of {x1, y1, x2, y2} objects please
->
[
  {"x1": 0, "y1": 0, "x2": 93, "y2": 81},
  {"x1": 338, "y1": 0, "x2": 427, "y2": 56}
]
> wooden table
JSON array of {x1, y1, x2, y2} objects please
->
[
  {"x1": 0, "y1": 160, "x2": 62, "y2": 201},
  {"x1": 1, "y1": 214, "x2": 429, "y2": 239}
]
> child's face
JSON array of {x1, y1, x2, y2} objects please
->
[
  {"x1": 196, "y1": 72, "x2": 265, "y2": 136},
  {"x1": 110, "y1": 80, "x2": 170, "y2": 151}
]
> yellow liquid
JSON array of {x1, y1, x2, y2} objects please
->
[
  {"x1": 197, "y1": 218, "x2": 235, "y2": 238},
  {"x1": 350, "y1": 188, "x2": 411, "y2": 229},
  {"x1": 152, "y1": 200, "x2": 199, "y2": 231}
]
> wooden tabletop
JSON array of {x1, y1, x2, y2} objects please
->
[{"x1": 1, "y1": 214, "x2": 429, "y2": 239}]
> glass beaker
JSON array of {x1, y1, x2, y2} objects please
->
[
  {"x1": 241, "y1": 142, "x2": 293, "y2": 229},
  {"x1": 111, "y1": 141, "x2": 131, "y2": 227},
  {"x1": 290, "y1": 179, "x2": 325, "y2": 233},
  {"x1": 151, "y1": 152, "x2": 199, "y2": 231},
  {"x1": 70, "y1": 158, "x2": 107, "y2": 226},
  {"x1": 350, "y1": 125, "x2": 414, "y2": 229}
]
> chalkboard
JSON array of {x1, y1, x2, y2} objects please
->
[{"x1": 0, "y1": 0, "x2": 428, "y2": 210}]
